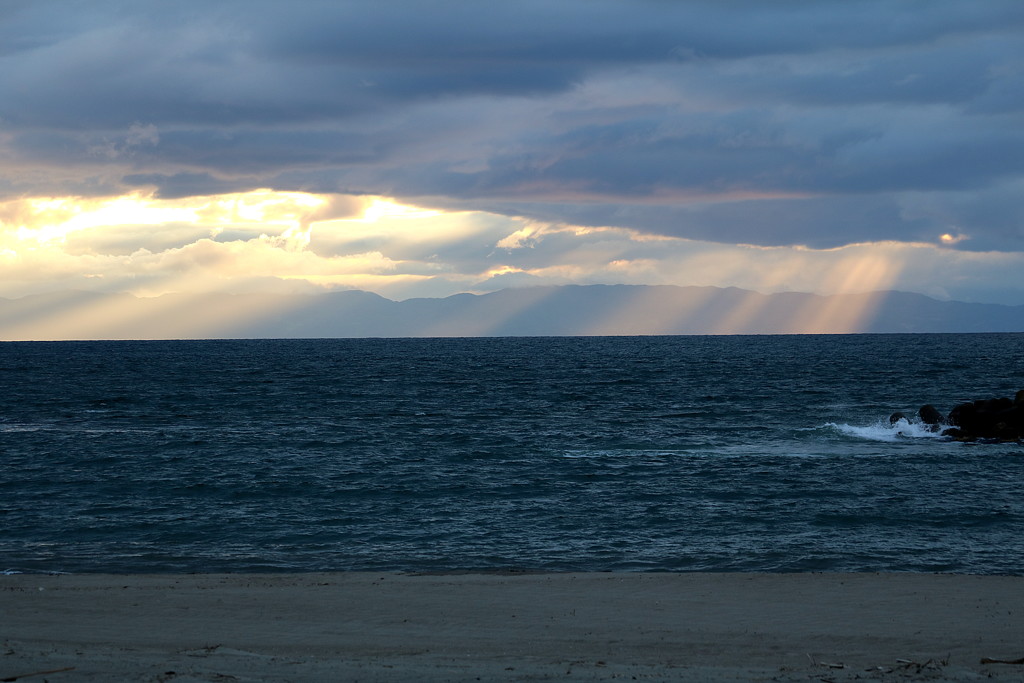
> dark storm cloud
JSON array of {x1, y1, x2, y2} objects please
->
[
  {"x1": 2, "y1": 0, "x2": 1023, "y2": 250},
  {"x1": 260, "y1": 0, "x2": 1021, "y2": 68}
]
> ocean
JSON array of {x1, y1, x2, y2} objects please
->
[{"x1": 2, "y1": 334, "x2": 1023, "y2": 575}]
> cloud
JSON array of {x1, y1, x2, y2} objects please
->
[
  {"x1": 2, "y1": 190, "x2": 1024, "y2": 305},
  {"x1": 0, "y1": 0, "x2": 1022, "y2": 258}
]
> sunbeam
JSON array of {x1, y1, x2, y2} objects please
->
[{"x1": 785, "y1": 250, "x2": 902, "y2": 333}]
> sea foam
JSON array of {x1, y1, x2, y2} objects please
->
[{"x1": 825, "y1": 418, "x2": 945, "y2": 443}]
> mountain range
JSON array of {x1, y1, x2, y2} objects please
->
[{"x1": 2, "y1": 285, "x2": 1023, "y2": 340}]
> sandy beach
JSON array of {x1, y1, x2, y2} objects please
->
[{"x1": 2, "y1": 572, "x2": 1023, "y2": 682}]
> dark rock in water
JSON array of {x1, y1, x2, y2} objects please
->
[
  {"x1": 942, "y1": 392, "x2": 1024, "y2": 441},
  {"x1": 889, "y1": 411, "x2": 907, "y2": 425},
  {"x1": 918, "y1": 404, "x2": 944, "y2": 426}
]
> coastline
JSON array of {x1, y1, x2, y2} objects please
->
[{"x1": 3, "y1": 572, "x2": 1023, "y2": 681}]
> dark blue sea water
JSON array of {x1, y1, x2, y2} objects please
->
[{"x1": 2, "y1": 334, "x2": 1023, "y2": 575}]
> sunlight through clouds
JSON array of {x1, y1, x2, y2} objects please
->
[
  {"x1": 1, "y1": 0, "x2": 1022, "y2": 336},
  {"x1": 785, "y1": 249, "x2": 902, "y2": 333},
  {"x1": 584, "y1": 285, "x2": 718, "y2": 335},
  {"x1": 0, "y1": 190, "x2": 385, "y2": 297},
  {"x1": 2, "y1": 187, "x2": 1024, "y2": 338}
]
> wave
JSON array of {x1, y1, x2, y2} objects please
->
[{"x1": 822, "y1": 418, "x2": 946, "y2": 443}]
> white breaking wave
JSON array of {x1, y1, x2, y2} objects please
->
[{"x1": 824, "y1": 418, "x2": 946, "y2": 443}]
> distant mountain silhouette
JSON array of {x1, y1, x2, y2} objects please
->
[{"x1": 2, "y1": 285, "x2": 1023, "y2": 339}]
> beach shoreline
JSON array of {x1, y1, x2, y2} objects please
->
[{"x1": 3, "y1": 572, "x2": 1023, "y2": 681}]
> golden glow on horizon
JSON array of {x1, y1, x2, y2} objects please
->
[
  {"x1": 788, "y1": 251, "x2": 901, "y2": 333},
  {"x1": 579, "y1": 245, "x2": 903, "y2": 335},
  {"x1": 708, "y1": 289, "x2": 772, "y2": 335},
  {"x1": 584, "y1": 285, "x2": 714, "y2": 335},
  {"x1": 1, "y1": 188, "x2": 1011, "y2": 339},
  {"x1": 0, "y1": 289, "x2": 303, "y2": 341}
]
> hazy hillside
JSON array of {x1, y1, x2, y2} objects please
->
[{"x1": 2, "y1": 285, "x2": 1023, "y2": 340}]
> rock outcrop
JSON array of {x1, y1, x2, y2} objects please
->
[{"x1": 914, "y1": 391, "x2": 1024, "y2": 441}]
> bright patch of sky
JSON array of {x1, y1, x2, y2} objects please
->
[
  {"x1": 1, "y1": 0, "x2": 1023, "y2": 308},
  {"x1": 2, "y1": 190, "x2": 1021, "y2": 307}
]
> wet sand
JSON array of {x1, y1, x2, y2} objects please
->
[{"x1": 2, "y1": 572, "x2": 1023, "y2": 681}]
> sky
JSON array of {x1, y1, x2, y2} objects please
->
[{"x1": 2, "y1": 0, "x2": 1024, "y2": 318}]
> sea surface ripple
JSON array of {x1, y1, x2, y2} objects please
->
[{"x1": 2, "y1": 334, "x2": 1023, "y2": 574}]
